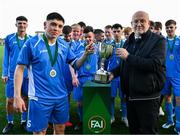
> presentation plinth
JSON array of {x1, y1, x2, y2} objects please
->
[{"x1": 83, "y1": 80, "x2": 111, "y2": 134}]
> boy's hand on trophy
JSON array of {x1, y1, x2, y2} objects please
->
[
  {"x1": 85, "y1": 43, "x2": 94, "y2": 55},
  {"x1": 116, "y1": 48, "x2": 129, "y2": 60}
]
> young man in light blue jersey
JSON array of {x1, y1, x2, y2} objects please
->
[
  {"x1": 104, "y1": 25, "x2": 114, "y2": 44},
  {"x1": 62, "y1": 25, "x2": 73, "y2": 127},
  {"x1": 94, "y1": 29, "x2": 105, "y2": 43},
  {"x1": 70, "y1": 24, "x2": 85, "y2": 130},
  {"x1": 161, "y1": 20, "x2": 180, "y2": 135},
  {"x1": 107, "y1": 23, "x2": 128, "y2": 127},
  {"x1": 78, "y1": 21, "x2": 86, "y2": 40},
  {"x1": 2, "y1": 16, "x2": 31, "y2": 134},
  {"x1": 71, "y1": 24, "x2": 85, "y2": 58},
  {"x1": 103, "y1": 25, "x2": 114, "y2": 70},
  {"x1": 73, "y1": 27, "x2": 99, "y2": 130},
  {"x1": 69, "y1": 24, "x2": 88, "y2": 130},
  {"x1": 13, "y1": 12, "x2": 94, "y2": 135}
]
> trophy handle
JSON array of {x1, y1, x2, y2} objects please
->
[{"x1": 100, "y1": 58, "x2": 106, "y2": 71}]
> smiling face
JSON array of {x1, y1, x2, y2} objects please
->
[
  {"x1": 165, "y1": 24, "x2": 176, "y2": 38},
  {"x1": 44, "y1": 19, "x2": 64, "y2": 39},
  {"x1": 131, "y1": 11, "x2": 150, "y2": 36},
  {"x1": 84, "y1": 32, "x2": 94, "y2": 45},
  {"x1": 72, "y1": 25, "x2": 81, "y2": 41}
]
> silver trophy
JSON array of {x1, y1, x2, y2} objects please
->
[{"x1": 94, "y1": 42, "x2": 113, "y2": 83}]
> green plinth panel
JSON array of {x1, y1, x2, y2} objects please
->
[{"x1": 83, "y1": 80, "x2": 111, "y2": 134}]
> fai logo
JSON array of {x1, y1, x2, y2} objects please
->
[{"x1": 88, "y1": 115, "x2": 106, "y2": 133}]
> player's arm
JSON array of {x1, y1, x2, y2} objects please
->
[
  {"x1": 14, "y1": 64, "x2": 26, "y2": 113},
  {"x1": 2, "y1": 37, "x2": 10, "y2": 83},
  {"x1": 69, "y1": 65, "x2": 79, "y2": 86},
  {"x1": 75, "y1": 43, "x2": 94, "y2": 68}
]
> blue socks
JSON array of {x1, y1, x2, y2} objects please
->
[
  {"x1": 21, "y1": 111, "x2": 27, "y2": 122},
  {"x1": 77, "y1": 105, "x2": 82, "y2": 121},
  {"x1": 7, "y1": 112, "x2": 27, "y2": 124},
  {"x1": 175, "y1": 106, "x2": 180, "y2": 132},
  {"x1": 121, "y1": 101, "x2": 127, "y2": 118},
  {"x1": 165, "y1": 102, "x2": 174, "y2": 123},
  {"x1": 111, "y1": 98, "x2": 115, "y2": 118},
  {"x1": 7, "y1": 114, "x2": 13, "y2": 123}
]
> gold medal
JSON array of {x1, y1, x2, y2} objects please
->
[
  {"x1": 169, "y1": 54, "x2": 174, "y2": 61},
  {"x1": 86, "y1": 64, "x2": 91, "y2": 70},
  {"x1": 50, "y1": 69, "x2": 57, "y2": 77}
]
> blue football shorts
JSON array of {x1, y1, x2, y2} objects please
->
[
  {"x1": 27, "y1": 97, "x2": 69, "y2": 132},
  {"x1": 161, "y1": 77, "x2": 180, "y2": 96},
  {"x1": 5, "y1": 77, "x2": 28, "y2": 98},
  {"x1": 73, "y1": 76, "x2": 93, "y2": 102},
  {"x1": 111, "y1": 77, "x2": 124, "y2": 98}
]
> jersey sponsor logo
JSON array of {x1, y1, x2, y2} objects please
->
[
  {"x1": 88, "y1": 115, "x2": 106, "y2": 133},
  {"x1": 13, "y1": 41, "x2": 17, "y2": 44},
  {"x1": 40, "y1": 49, "x2": 47, "y2": 54}
]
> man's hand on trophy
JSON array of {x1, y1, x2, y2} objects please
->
[
  {"x1": 116, "y1": 48, "x2": 129, "y2": 60},
  {"x1": 85, "y1": 43, "x2": 94, "y2": 55},
  {"x1": 108, "y1": 72, "x2": 114, "y2": 81}
]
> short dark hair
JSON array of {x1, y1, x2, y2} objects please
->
[
  {"x1": 16, "y1": 16, "x2": 28, "y2": 22},
  {"x1": 46, "y1": 12, "x2": 65, "y2": 23},
  {"x1": 149, "y1": 20, "x2": 155, "y2": 27},
  {"x1": 83, "y1": 26, "x2": 94, "y2": 34},
  {"x1": 154, "y1": 21, "x2": 162, "y2": 30},
  {"x1": 62, "y1": 25, "x2": 72, "y2": 35},
  {"x1": 78, "y1": 21, "x2": 86, "y2": 28},
  {"x1": 165, "y1": 19, "x2": 176, "y2": 26},
  {"x1": 105, "y1": 25, "x2": 112, "y2": 29},
  {"x1": 112, "y1": 23, "x2": 123, "y2": 30},
  {"x1": 94, "y1": 29, "x2": 104, "y2": 35}
]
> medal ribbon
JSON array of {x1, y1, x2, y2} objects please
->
[
  {"x1": 114, "y1": 40, "x2": 124, "y2": 48},
  {"x1": 115, "y1": 40, "x2": 123, "y2": 64},
  {"x1": 167, "y1": 36, "x2": 176, "y2": 53},
  {"x1": 16, "y1": 33, "x2": 27, "y2": 49},
  {"x1": 43, "y1": 34, "x2": 58, "y2": 67}
]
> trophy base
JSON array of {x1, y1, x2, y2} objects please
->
[{"x1": 94, "y1": 73, "x2": 109, "y2": 84}]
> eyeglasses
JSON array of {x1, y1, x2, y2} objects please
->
[{"x1": 132, "y1": 19, "x2": 147, "y2": 25}]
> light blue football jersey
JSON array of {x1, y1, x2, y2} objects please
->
[
  {"x1": 166, "y1": 36, "x2": 180, "y2": 78},
  {"x1": 107, "y1": 39, "x2": 125, "y2": 71},
  {"x1": 2, "y1": 33, "x2": 31, "y2": 78},
  {"x1": 17, "y1": 35, "x2": 78, "y2": 99}
]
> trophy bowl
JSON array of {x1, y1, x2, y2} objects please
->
[{"x1": 94, "y1": 43, "x2": 113, "y2": 84}]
